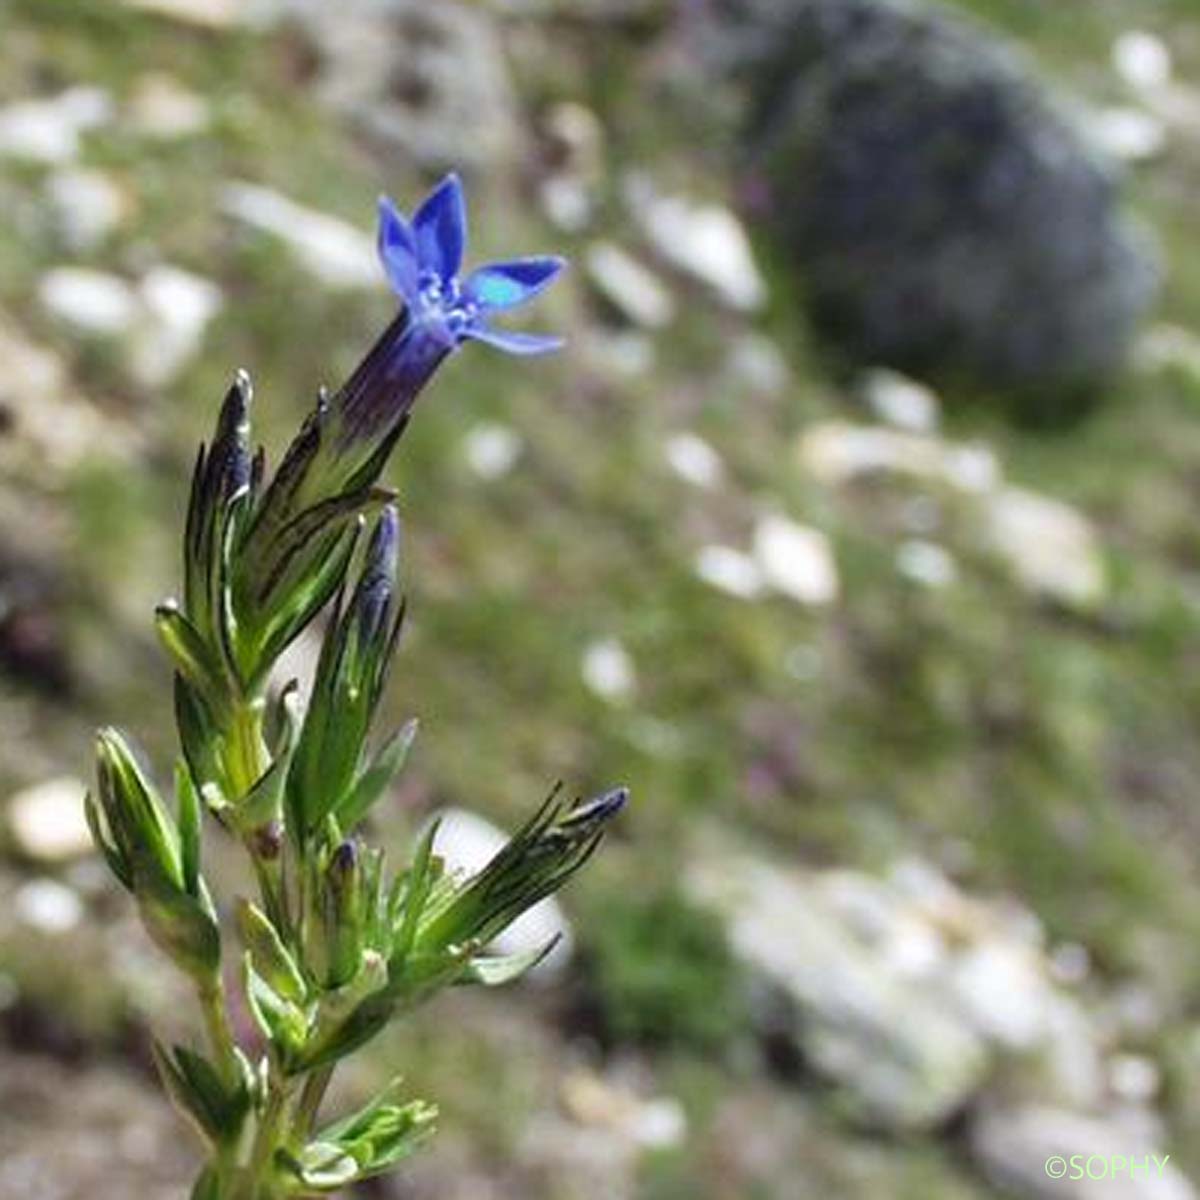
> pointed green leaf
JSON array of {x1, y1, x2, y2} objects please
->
[
  {"x1": 461, "y1": 937, "x2": 560, "y2": 987},
  {"x1": 236, "y1": 898, "x2": 307, "y2": 1005},
  {"x1": 334, "y1": 720, "x2": 418, "y2": 832},
  {"x1": 175, "y1": 762, "x2": 202, "y2": 898}
]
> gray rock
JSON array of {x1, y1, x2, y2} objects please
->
[
  {"x1": 39, "y1": 267, "x2": 140, "y2": 337},
  {"x1": 982, "y1": 486, "x2": 1106, "y2": 609},
  {"x1": 687, "y1": 849, "x2": 989, "y2": 1130},
  {"x1": 971, "y1": 1105, "x2": 1192, "y2": 1200},
  {"x1": 127, "y1": 73, "x2": 211, "y2": 139},
  {"x1": 585, "y1": 242, "x2": 676, "y2": 329},
  {"x1": 282, "y1": 0, "x2": 518, "y2": 171},
  {"x1": 714, "y1": 0, "x2": 1158, "y2": 406},
  {"x1": 625, "y1": 174, "x2": 767, "y2": 312},
  {"x1": 46, "y1": 167, "x2": 127, "y2": 252},
  {"x1": 130, "y1": 265, "x2": 223, "y2": 387},
  {"x1": 0, "y1": 87, "x2": 112, "y2": 164},
  {"x1": 220, "y1": 183, "x2": 376, "y2": 288}
]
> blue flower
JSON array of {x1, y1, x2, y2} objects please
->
[
  {"x1": 377, "y1": 174, "x2": 566, "y2": 357},
  {"x1": 333, "y1": 174, "x2": 565, "y2": 449}
]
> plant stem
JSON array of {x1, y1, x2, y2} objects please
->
[
  {"x1": 292, "y1": 1064, "x2": 335, "y2": 1141},
  {"x1": 237, "y1": 1077, "x2": 291, "y2": 1200},
  {"x1": 198, "y1": 975, "x2": 241, "y2": 1090}
]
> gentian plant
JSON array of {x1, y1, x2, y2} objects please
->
[{"x1": 86, "y1": 175, "x2": 627, "y2": 1199}]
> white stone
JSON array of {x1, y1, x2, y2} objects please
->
[
  {"x1": 543, "y1": 102, "x2": 605, "y2": 179},
  {"x1": 38, "y1": 267, "x2": 139, "y2": 337},
  {"x1": 46, "y1": 168, "x2": 126, "y2": 252},
  {"x1": 122, "y1": 0, "x2": 248, "y2": 26},
  {"x1": 1109, "y1": 1054, "x2": 1161, "y2": 1104},
  {"x1": 629, "y1": 1098, "x2": 687, "y2": 1150},
  {"x1": 427, "y1": 807, "x2": 574, "y2": 977},
  {"x1": 896, "y1": 539, "x2": 957, "y2": 588},
  {"x1": 687, "y1": 848, "x2": 989, "y2": 1131},
  {"x1": 1137, "y1": 324, "x2": 1200, "y2": 377},
  {"x1": 725, "y1": 333, "x2": 789, "y2": 395},
  {"x1": 663, "y1": 432, "x2": 723, "y2": 488},
  {"x1": 625, "y1": 175, "x2": 766, "y2": 311},
  {"x1": 0, "y1": 87, "x2": 112, "y2": 164},
  {"x1": 0, "y1": 319, "x2": 135, "y2": 469},
  {"x1": 798, "y1": 421, "x2": 1000, "y2": 494},
  {"x1": 753, "y1": 514, "x2": 838, "y2": 606},
  {"x1": 952, "y1": 941, "x2": 1052, "y2": 1051},
  {"x1": 585, "y1": 242, "x2": 675, "y2": 329},
  {"x1": 1048, "y1": 941, "x2": 1091, "y2": 986},
  {"x1": 862, "y1": 368, "x2": 940, "y2": 432},
  {"x1": 7, "y1": 777, "x2": 91, "y2": 863},
  {"x1": 14, "y1": 878, "x2": 83, "y2": 934},
  {"x1": 694, "y1": 544, "x2": 765, "y2": 599},
  {"x1": 984, "y1": 487, "x2": 1106, "y2": 608},
  {"x1": 1090, "y1": 106, "x2": 1167, "y2": 162},
  {"x1": 131, "y1": 265, "x2": 223, "y2": 386},
  {"x1": 220, "y1": 182, "x2": 377, "y2": 289},
  {"x1": 784, "y1": 642, "x2": 822, "y2": 681},
  {"x1": 581, "y1": 638, "x2": 636, "y2": 702},
  {"x1": 539, "y1": 175, "x2": 592, "y2": 233},
  {"x1": 971, "y1": 1105, "x2": 1190, "y2": 1200},
  {"x1": 583, "y1": 329, "x2": 655, "y2": 377},
  {"x1": 128, "y1": 74, "x2": 210, "y2": 139},
  {"x1": 462, "y1": 423, "x2": 522, "y2": 480},
  {"x1": 560, "y1": 1070, "x2": 687, "y2": 1151},
  {"x1": 1113, "y1": 31, "x2": 1172, "y2": 94}
]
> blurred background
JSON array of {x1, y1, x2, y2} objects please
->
[{"x1": 0, "y1": 0, "x2": 1199, "y2": 1196}]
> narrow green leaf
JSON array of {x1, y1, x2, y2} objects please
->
[
  {"x1": 236, "y1": 898, "x2": 307, "y2": 1005},
  {"x1": 461, "y1": 937, "x2": 560, "y2": 987},
  {"x1": 175, "y1": 762, "x2": 202, "y2": 898},
  {"x1": 334, "y1": 720, "x2": 418, "y2": 832},
  {"x1": 154, "y1": 603, "x2": 229, "y2": 715}
]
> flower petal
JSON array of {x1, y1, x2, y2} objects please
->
[
  {"x1": 463, "y1": 256, "x2": 567, "y2": 312},
  {"x1": 377, "y1": 196, "x2": 420, "y2": 302},
  {"x1": 464, "y1": 325, "x2": 565, "y2": 356},
  {"x1": 413, "y1": 174, "x2": 467, "y2": 280}
]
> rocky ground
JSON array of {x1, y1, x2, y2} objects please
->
[{"x1": 3, "y1": 0, "x2": 1200, "y2": 1196}]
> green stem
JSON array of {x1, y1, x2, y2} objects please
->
[
  {"x1": 229, "y1": 698, "x2": 269, "y2": 797},
  {"x1": 198, "y1": 975, "x2": 240, "y2": 1090},
  {"x1": 292, "y1": 1064, "x2": 335, "y2": 1142},
  {"x1": 236, "y1": 1077, "x2": 291, "y2": 1200}
]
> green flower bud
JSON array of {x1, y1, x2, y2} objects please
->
[
  {"x1": 413, "y1": 787, "x2": 628, "y2": 958},
  {"x1": 287, "y1": 506, "x2": 406, "y2": 842},
  {"x1": 92, "y1": 728, "x2": 221, "y2": 981}
]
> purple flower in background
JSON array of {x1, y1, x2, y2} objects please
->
[{"x1": 335, "y1": 174, "x2": 565, "y2": 447}]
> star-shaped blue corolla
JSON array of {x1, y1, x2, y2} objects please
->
[
  {"x1": 378, "y1": 174, "x2": 566, "y2": 357},
  {"x1": 333, "y1": 174, "x2": 566, "y2": 449}
]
